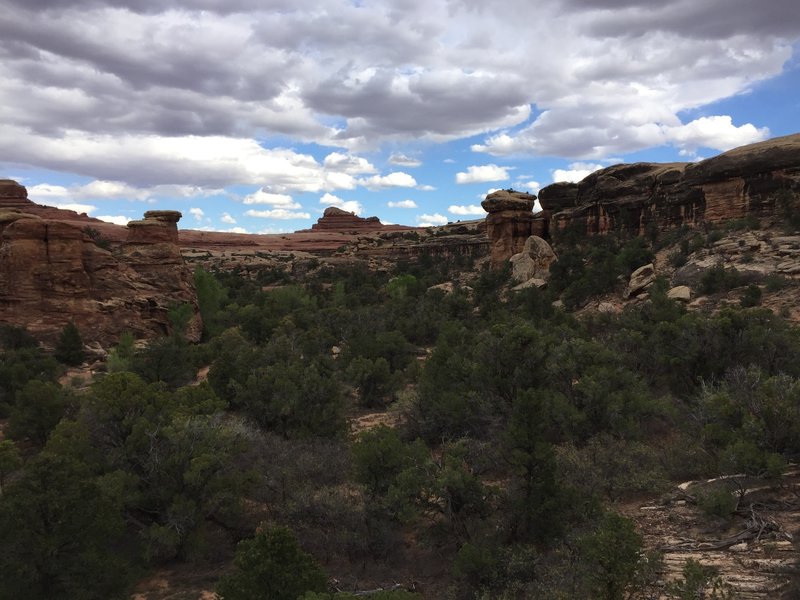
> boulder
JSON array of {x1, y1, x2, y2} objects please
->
[
  {"x1": 625, "y1": 263, "x2": 656, "y2": 298},
  {"x1": 510, "y1": 235, "x2": 557, "y2": 283},
  {"x1": 667, "y1": 286, "x2": 692, "y2": 302}
]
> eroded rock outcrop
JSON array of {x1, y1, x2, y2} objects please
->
[
  {"x1": 510, "y1": 235, "x2": 557, "y2": 284},
  {"x1": 0, "y1": 184, "x2": 200, "y2": 348},
  {"x1": 482, "y1": 190, "x2": 546, "y2": 269},
  {"x1": 538, "y1": 133, "x2": 800, "y2": 237},
  {"x1": 308, "y1": 207, "x2": 384, "y2": 232}
]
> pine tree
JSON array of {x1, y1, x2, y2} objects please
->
[{"x1": 54, "y1": 322, "x2": 84, "y2": 366}]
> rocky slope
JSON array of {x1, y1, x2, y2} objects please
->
[{"x1": 0, "y1": 182, "x2": 200, "y2": 347}]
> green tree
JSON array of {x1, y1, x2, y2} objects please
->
[
  {"x1": 216, "y1": 526, "x2": 328, "y2": 600},
  {"x1": 0, "y1": 440, "x2": 21, "y2": 496},
  {"x1": 54, "y1": 321, "x2": 84, "y2": 366},
  {"x1": 346, "y1": 356, "x2": 394, "y2": 408},
  {"x1": 8, "y1": 380, "x2": 71, "y2": 446},
  {"x1": 504, "y1": 390, "x2": 568, "y2": 543},
  {"x1": 580, "y1": 512, "x2": 645, "y2": 600},
  {"x1": 107, "y1": 331, "x2": 136, "y2": 373},
  {"x1": 0, "y1": 453, "x2": 129, "y2": 600},
  {"x1": 194, "y1": 267, "x2": 227, "y2": 338}
]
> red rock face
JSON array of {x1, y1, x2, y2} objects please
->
[
  {"x1": 481, "y1": 190, "x2": 545, "y2": 269},
  {"x1": 538, "y1": 134, "x2": 800, "y2": 237},
  {"x1": 0, "y1": 186, "x2": 200, "y2": 348},
  {"x1": 307, "y1": 207, "x2": 387, "y2": 232}
]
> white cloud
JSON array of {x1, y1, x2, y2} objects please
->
[
  {"x1": 242, "y1": 190, "x2": 301, "y2": 208},
  {"x1": 388, "y1": 199, "x2": 417, "y2": 209},
  {"x1": 662, "y1": 116, "x2": 769, "y2": 152},
  {"x1": 388, "y1": 153, "x2": 422, "y2": 167},
  {"x1": 552, "y1": 162, "x2": 605, "y2": 183},
  {"x1": 416, "y1": 184, "x2": 436, "y2": 191},
  {"x1": 95, "y1": 215, "x2": 131, "y2": 226},
  {"x1": 189, "y1": 207, "x2": 205, "y2": 221},
  {"x1": 455, "y1": 164, "x2": 511, "y2": 184},
  {"x1": 0, "y1": 0, "x2": 793, "y2": 196},
  {"x1": 417, "y1": 213, "x2": 448, "y2": 227},
  {"x1": 323, "y1": 152, "x2": 377, "y2": 174},
  {"x1": 360, "y1": 171, "x2": 417, "y2": 190},
  {"x1": 225, "y1": 226, "x2": 248, "y2": 234},
  {"x1": 516, "y1": 179, "x2": 542, "y2": 195},
  {"x1": 448, "y1": 204, "x2": 485, "y2": 216},
  {"x1": 221, "y1": 212, "x2": 237, "y2": 224},
  {"x1": 245, "y1": 208, "x2": 311, "y2": 220},
  {"x1": 52, "y1": 202, "x2": 97, "y2": 214},
  {"x1": 320, "y1": 192, "x2": 363, "y2": 215}
]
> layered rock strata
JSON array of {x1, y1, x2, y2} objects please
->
[
  {"x1": 307, "y1": 207, "x2": 386, "y2": 232},
  {"x1": 537, "y1": 134, "x2": 800, "y2": 238},
  {"x1": 481, "y1": 190, "x2": 546, "y2": 269},
  {"x1": 0, "y1": 183, "x2": 200, "y2": 347}
]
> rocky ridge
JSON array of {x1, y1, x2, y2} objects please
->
[{"x1": 537, "y1": 133, "x2": 800, "y2": 238}]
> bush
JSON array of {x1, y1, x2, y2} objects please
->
[
  {"x1": 697, "y1": 484, "x2": 738, "y2": 520},
  {"x1": 216, "y1": 526, "x2": 328, "y2": 600},
  {"x1": 54, "y1": 322, "x2": 84, "y2": 366},
  {"x1": 740, "y1": 284, "x2": 762, "y2": 307}
]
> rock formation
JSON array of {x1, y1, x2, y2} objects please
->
[
  {"x1": 307, "y1": 207, "x2": 385, "y2": 232},
  {"x1": 481, "y1": 190, "x2": 546, "y2": 269},
  {"x1": 538, "y1": 133, "x2": 800, "y2": 238},
  {"x1": 0, "y1": 182, "x2": 200, "y2": 348},
  {"x1": 509, "y1": 235, "x2": 557, "y2": 285}
]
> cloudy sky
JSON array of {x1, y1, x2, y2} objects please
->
[{"x1": 1, "y1": 0, "x2": 798, "y2": 232}]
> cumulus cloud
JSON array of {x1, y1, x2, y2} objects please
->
[
  {"x1": 53, "y1": 202, "x2": 97, "y2": 214},
  {"x1": 388, "y1": 199, "x2": 417, "y2": 208},
  {"x1": 221, "y1": 212, "x2": 237, "y2": 224},
  {"x1": 189, "y1": 207, "x2": 205, "y2": 221},
  {"x1": 388, "y1": 153, "x2": 422, "y2": 167},
  {"x1": 0, "y1": 0, "x2": 795, "y2": 194},
  {"x1": 448, "y1": 204, "x2": 485, "y2": 216},
  {"x1": 95, "y1": 215, "x2": 131, "y2": 225},
  {"x1": 552, "y1": 162, "x2": 605, "y2": 183},
  {"x1": 320, "y1": 192, "x2": 363, "y2": 215},
  {"x1": 417, "y1": 213, "x2": 448, "y2": 227},
  {"x1": 242, "y1": 190, "x2": 301, "y2": 208},
  {"x1": 225, "y1": 226, "x2": 248, "y2": 234},
  {"x1": 360, "y1": 171, "x2": 417, "y2": 190},
  {"x1": 515, "y1": 179, "x2": 542, "y2": 195},
  {"x1": 455, "y1": 164, "x2": 511, "y2": 184},
  {"x1": 245, "y1": 208, "x2": 311, "y2": 220}
]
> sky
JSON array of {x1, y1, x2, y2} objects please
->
[{"x1": 1, "y1": 0, "x2": 798, "y2": 233}]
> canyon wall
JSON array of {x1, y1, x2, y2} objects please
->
[{"x1": 0, "y1": 181, "x2": 200, "y2": 348}]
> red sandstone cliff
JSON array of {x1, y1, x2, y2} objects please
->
[
  {"x1": 0, "y1": 181, "x2": 200, "y2": 348},
  {"x1": 537, "y1": 133, "x2": 800, "y2": 237}
]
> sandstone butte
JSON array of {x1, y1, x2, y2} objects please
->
[
  {"x1": 1, "y1": 132, "x2": 799, "y2": 346},
  {"x1": 0, "y1": 179, "x2": 201, "y2": 347}
]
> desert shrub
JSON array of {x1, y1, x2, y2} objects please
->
[
  {"x1": 697, "y1": 484, "x2": 738, "y2": 520},
  {"x1": 54, "y1": 322, "x2": 84, "y2": 366},
  {"x1": 216, "y1": 526, "x2": 327, "y2": 600},
  {"x1": 740, "y1": 284, "x2": 762, "y2": 307}
]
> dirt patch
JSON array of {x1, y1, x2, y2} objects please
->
[{"x1": 621, "y1": 471, "x2": 800, "y2": 598}]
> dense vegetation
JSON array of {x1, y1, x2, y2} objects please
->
[{"x1": 1, "y1": 235, "x2": 800, "y2": 599}]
